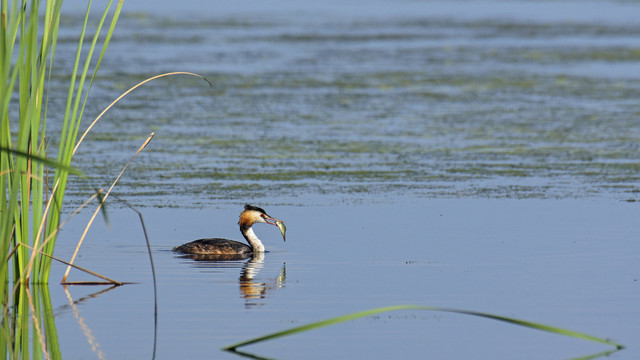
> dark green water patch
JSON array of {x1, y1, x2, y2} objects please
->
[{"x1": 44, "y1": 9, "x2": 640, "y2": 207}]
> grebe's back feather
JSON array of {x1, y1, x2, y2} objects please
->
[{"x1": 173, "y1": 238, "x2": 252, "y2": 255}]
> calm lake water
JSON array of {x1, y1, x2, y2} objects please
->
[
  {"x1": 13, "y1": 0, "x2": 640, "y2": 359},
  {"x1": 51, "y1": 200, "x2": 639, "y2": 359}
]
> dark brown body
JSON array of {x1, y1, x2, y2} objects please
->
[{"x1": 173, "y1": 238, "x2": 252, "y2": 255}]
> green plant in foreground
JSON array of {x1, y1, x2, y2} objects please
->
[
  {"x1": 223, "y1": 305, "x2": 624, "y2": 355},
  {"x1": 0, "y1": 0, "x2": 123, "y2": 285}
]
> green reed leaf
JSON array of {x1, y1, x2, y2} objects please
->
[
  {"x1": 223, "y1": 305, "x2": 624, "y2": 351},
  {"x1": 0, "y1": 146, "x2": 83, "y2": 177}
]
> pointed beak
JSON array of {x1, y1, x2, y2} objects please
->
[{"x1": 264, "y1": 215, "x2": 286, "y2": 242}]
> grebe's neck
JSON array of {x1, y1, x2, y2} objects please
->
[{"x1": 241, "y1": 225, "x2": 265, "y2": 252}]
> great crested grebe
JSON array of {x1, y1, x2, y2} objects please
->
[{"x1": 173, "y1": 205, "x2": 286, "y2": 255}]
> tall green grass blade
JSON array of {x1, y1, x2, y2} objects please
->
[
  {"x1": 47, "y1": 0, "x2": 106, "y2": 233},
  {"x1": 41, "y1": 1, "x2": 93, "y2": 283},
  {"x1": 1, "y1": 0, "x2": 124, "y2": 287},
  {"x1": 222, "y1": 305, "x2": 624, "y2": 351},
  {"x1": 13, "y1": 0, "x2": 32, "y2": 285},
  {"x1": 39, "y1": 0, "x2": 123, "y2": 283},
  {"x1": 0, "y1": 0, "x2": 19, "y2": 295},
  {"x1": 78, "y1": 0, "x2": 122, "y2": 127},
  {"x1": 0, "y1": 0, "x2": 66, "y2": 285}
]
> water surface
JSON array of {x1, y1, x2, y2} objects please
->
[
  {"x1": 49, "y1": 199, "x2": 639, "y2": 359},
  {"x1": 11, "y1": 0, "x2": 640, "y2": 359},
  {"x1": 45, "y1": 0, "x2": 640, "y2": 207}
]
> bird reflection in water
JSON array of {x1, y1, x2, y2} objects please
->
[
  {"x1": 176, "y1": 252, "x2": 286, "y2": 308},
  {"x1": 239, "y1": 252, "x2": 286, "y2": 306}
]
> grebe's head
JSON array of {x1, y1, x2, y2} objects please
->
[
  {"x1": 239, "y1": 204, "x2": 279, "y2": 225},
  {"x1": 239, "y1": 204, "x2": 286, "y2": 241}
]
